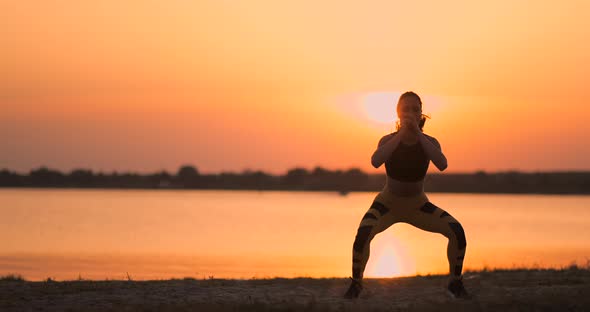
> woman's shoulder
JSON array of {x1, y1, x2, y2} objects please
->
[
  {"x1": 422, "y1": 132, "x2": 435, "y2": 139},
  {"x1": 378, "y1": 132, "x2": 397, "y2": 146},
  {"x1": 422, "y1": 133, "x2": 441, "y2": 147}
]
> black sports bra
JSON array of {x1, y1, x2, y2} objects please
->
[{"x1": 384, "y1": 133, "x2": 430, "y2": 182}]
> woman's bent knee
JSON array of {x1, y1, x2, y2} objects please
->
[
  {"x1": 447, "y1": 221, "x2": 466, "y2": 249},
  {"x1": 353, "y1": 226, "x2": 374, "y2": 253}
]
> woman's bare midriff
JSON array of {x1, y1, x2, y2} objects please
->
[{"x1": 385, "y1": 176, "x2": 424, "y2": 197}]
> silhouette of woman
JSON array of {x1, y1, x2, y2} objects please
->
[{"x1": 344, "y1": 91, "x2": 469, "y2": 299}]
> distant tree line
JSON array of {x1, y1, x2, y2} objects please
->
[{"x1": 0, "y1": 166, "x2": 589, "y2": 194}]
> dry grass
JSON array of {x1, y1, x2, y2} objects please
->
[{"x1": 0, "y1": 274, "x2": 24, "y2": 282}]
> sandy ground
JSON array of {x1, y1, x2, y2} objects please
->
[{"x1": 1, "y1": 268, "x2": 589, "y2": 311}]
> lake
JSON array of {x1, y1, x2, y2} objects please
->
[{"x1": 1, "y1": 189, "x2": 589, "y2": 281}]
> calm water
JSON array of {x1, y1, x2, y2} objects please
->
[{"x1": 1, "y1": 189, "x2": 589, "y2": 281}]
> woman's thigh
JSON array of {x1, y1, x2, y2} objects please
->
[
  {"x1": 402, "y1": 201, "x2": 458, "y2": 236},
  {"x1": 367, "y1": 191, "x2": 426, "y2": 234}
]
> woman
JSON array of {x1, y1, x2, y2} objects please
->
[{"x1": 343, "y1": 91, "x2": 469, "y2": 299}]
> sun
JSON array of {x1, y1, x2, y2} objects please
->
[
  {"x1": 367, "y1": 244, "x2": 402, "y2": 277},
  {"x1": 331, "y1": 91, "x2": 444, "y2": 128},
  {"x1": 365, "y1": 235, "x2": 412, "y2": 278},
  {"x1": 362, "y1": 92, "x2": 401, "y2": 124}
]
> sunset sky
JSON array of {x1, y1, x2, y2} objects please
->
[{"x1": 2, "y1": 1, "x2": 589, "y2": 175}]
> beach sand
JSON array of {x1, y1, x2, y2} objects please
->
[{"x1": 1, "y1": 268, "x2": 589, "y2": 311}]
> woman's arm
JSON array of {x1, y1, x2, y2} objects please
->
[
  {"x1": 371, "y1": 131, "x2": 403, "y2": 168},
  {"x1": 418, "y1": 133, "x2": 448, "y2": 171}
]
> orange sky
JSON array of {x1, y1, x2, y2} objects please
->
[{"x1": 2, "y1": 1, "x2": 589, "y2": 174}]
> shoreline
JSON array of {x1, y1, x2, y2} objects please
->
[
  {"x1": 2, "y1": 267, "x2": 589, "y2": 311},
  {"x1": 2, "y1": 186, "x2": 590, "y2": 196}
]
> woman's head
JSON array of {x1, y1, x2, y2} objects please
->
[{"x1": 396, "y1": 91, "x2": 429, "y2": 131}]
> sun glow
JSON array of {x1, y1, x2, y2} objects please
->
[
  {"x1": 365, "y1": 235, "x2": 414, "y2": 278},
  {"x1": 362, "y1": 92, "x2": 401, "y2": 124}
]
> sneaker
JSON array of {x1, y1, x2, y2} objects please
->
[
  {"x1": 343, "y1": 277, "x2": 363, "y2": 299},
  {"x1": 447, "y1": 277, "x2": 471, "y2": 299}
]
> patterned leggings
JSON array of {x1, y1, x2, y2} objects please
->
[{"x1": 351, "y1": 190, "x2": 467, "y2": 279}]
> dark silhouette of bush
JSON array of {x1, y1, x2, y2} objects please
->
[
  {"x1": 29, "y1": 167, "x2": 66, "y2": 187},
  {"x1": 176, "y1": 165, "x2": 199, "y2": 187},
  {"x1": 0, "y1": 169, "x2": 22, "y2": 186},
  {"x1": 68, "y1": 169, "x2": 95, "y2": 187}
]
